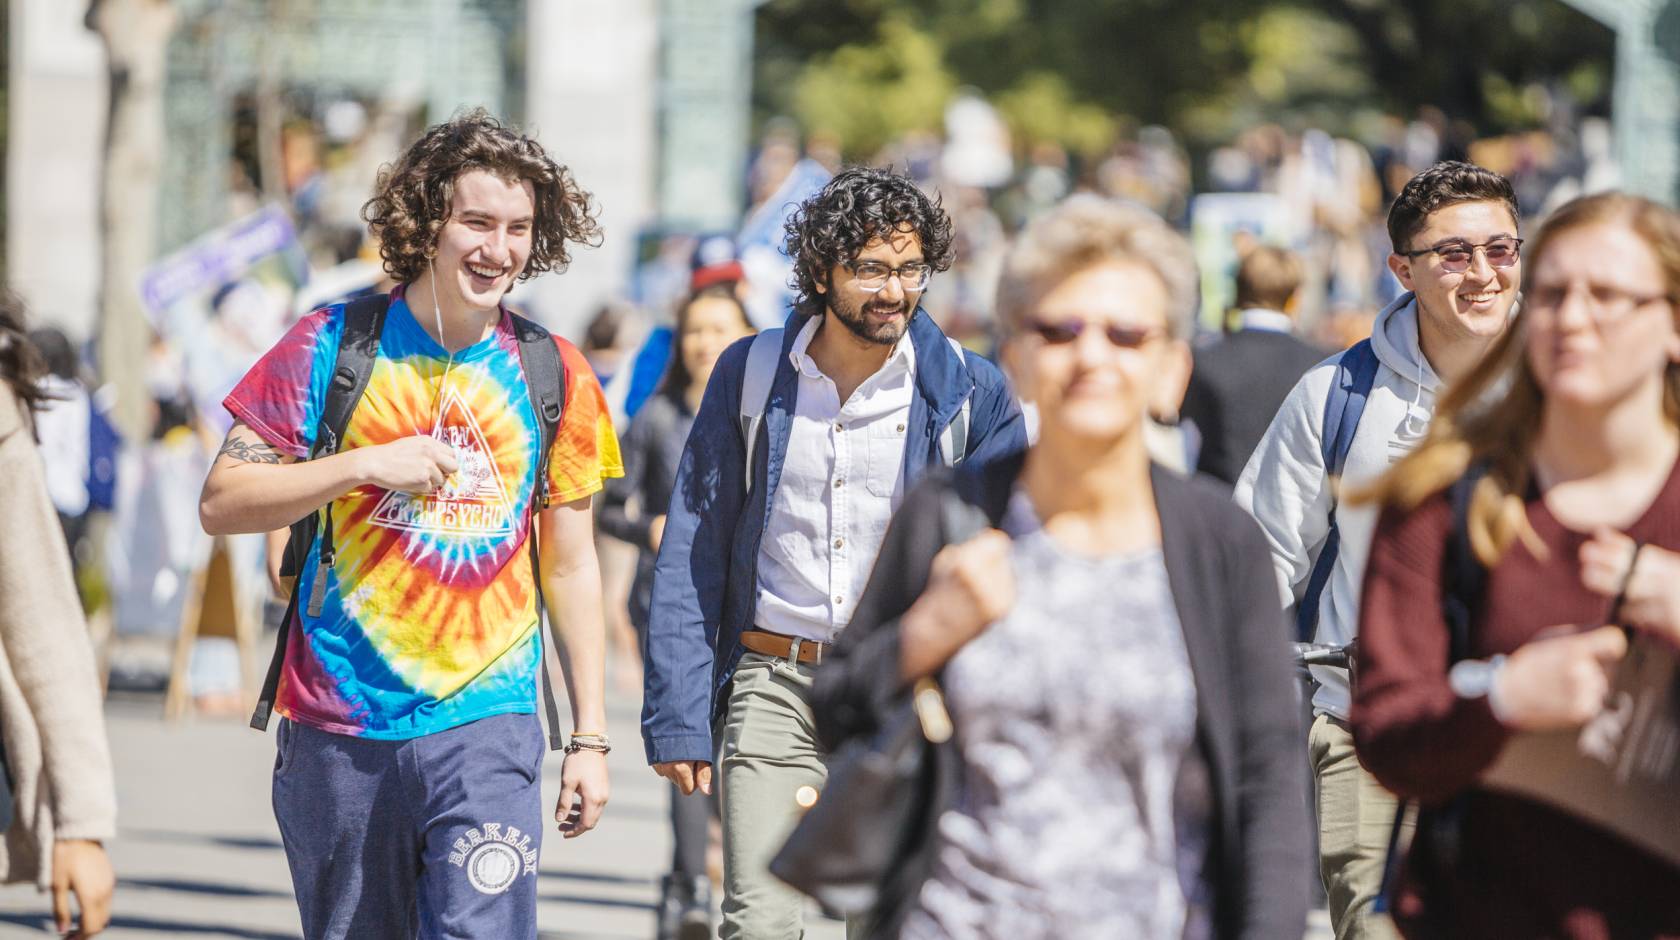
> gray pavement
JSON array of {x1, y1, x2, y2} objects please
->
[
  {"x1": 0, "y1": 688, "x2": 1332, "y2": 940},
  {"x1": 0, "y1": 688, "x2": 844, "y2": 940}
]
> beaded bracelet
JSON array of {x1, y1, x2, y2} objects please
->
[{"x1": 564, "y1": 734, "x2": 611, "y2": 755}]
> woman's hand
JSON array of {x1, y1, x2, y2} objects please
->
[
  {"x1": 1492, "y1": 625, "x2": 1628, "y2": 731},
  {"x1": 899, "y1": 530, "x2": 1014, "y2": 682},
  {"x1": 51, "y1": 839, "x2": 113, "y2": 938},
  {"x1": 1581, "y1": 529, "x2": 1680, "y2": 644}
]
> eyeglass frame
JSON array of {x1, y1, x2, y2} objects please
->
[
  {"x1": 841, "y1": 259, "x2": 934, "y2": 293},
  {"x1": 1524, "y1": 281, "x2": 1677, "y2": 325},
  {"x1": 1399, "y1": 236, "x2": 1524, "y2": 273}
]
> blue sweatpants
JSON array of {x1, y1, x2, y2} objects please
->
[{"x1": 272, "y1": 712, "x2": 547, "y2": 940}]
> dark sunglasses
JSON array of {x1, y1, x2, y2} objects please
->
[{"x1": 1025, "y1": 317, "x2": 1166, "y2": 349}]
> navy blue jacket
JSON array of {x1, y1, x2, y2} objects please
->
[{"x1": 640, "y1": 309, "x2": 1027, "y2": 765}]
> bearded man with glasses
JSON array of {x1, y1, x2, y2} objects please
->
[
  {"x1": 641, "y1": 166, "x2": 1026, "y2": 938},
  {"x1": 1234, "y1": 160, "x2": 1523, "y2": 939}
]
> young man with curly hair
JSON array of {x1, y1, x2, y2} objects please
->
[
  {"x1": 199, "y1": 110, "x2": 622, "y2": 939},
  {"x1": 641, "y1": 165, "x2": 1027, "y2": 938}
]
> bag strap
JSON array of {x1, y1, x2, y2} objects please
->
[
  {"x1": 251, "y1": 292, "x2": 389, "y2": 732},
  {"x1": 1374, "y1": 464, "x2": 1488, "y2": 912},
  {"x1": 938, "y1": 337, "x2": 972, "y2": 468},
  {"x1": 511, "y1": 314, "x2": 571, "y2": 751},
  {"x1": 938, "y1": 487, "x2": 988, "y2": 544},
  {"x1": 1295, "y1": 339, "x2": 1380, "y2": 642},
  {"x1": 739, "y1": 328, "x2": 784, "y2": 494}
]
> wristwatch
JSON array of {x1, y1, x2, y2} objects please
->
[{"x1": 1448, "y1": 654, "x2": 1507, "y2": 700}]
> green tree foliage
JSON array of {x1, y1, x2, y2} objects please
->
[{"x1": 752, "y1": 0, "x2": 1614, "y2": 159}]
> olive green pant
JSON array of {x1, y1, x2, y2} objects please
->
[
  {"x1": 1310, "y1": 713, "x2": 1408, "y2": 940},
  {"x1": 719, "y1": 652, "x2": 864, "y2": 939}
]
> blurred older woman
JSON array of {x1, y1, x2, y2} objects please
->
[{"x1": 810, "y1": 196, "x2": 1309, "y2": 939}]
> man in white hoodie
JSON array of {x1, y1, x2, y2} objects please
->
[{"x1": 1235, "y1": 161, "x2": 1522, "y2": 939}]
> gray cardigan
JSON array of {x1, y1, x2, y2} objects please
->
[
  {"x1": 812, "y1": 453, "x2": 1311, "y2": 939},
  {"x1": 0, "y1": 387, "x2": 117, "y2": 888}
]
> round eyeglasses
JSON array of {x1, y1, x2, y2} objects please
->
[
  {"x1": 1525, "y1": 282, "x2": 1675, "y2": 324},
  {"x1": 845, "y1": 260, "x2": 933, "y2": 293}
]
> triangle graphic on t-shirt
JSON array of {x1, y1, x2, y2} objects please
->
[{"x1": 369, "y1": 385, "x2": 516, "y2": 537}]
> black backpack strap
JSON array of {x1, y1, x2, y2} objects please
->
[
  {"x1": 512, "y1": 313, "x2": 569, "y2": 751},
  {"x1": 1375, "y1": 462, "x2": 1489, "y2": 912},
  {"x1": 1441, "y1": 464, "x2": 1489, "y2": 663},
  {"x1": 250, "y1": 293, "x2": 389, "y2": 732}
]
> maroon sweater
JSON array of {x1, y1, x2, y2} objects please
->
[{"x1": 1354, "y1": 462, "x2": 1680, "y2": 940}]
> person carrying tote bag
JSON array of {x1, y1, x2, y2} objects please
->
[{"x1": 799, "y1": 195, "x2": 1311, "y2": 940}]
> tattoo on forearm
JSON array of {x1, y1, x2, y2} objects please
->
[{"x1": 218, "y1": 437, "x2": 283, "y2": 464}]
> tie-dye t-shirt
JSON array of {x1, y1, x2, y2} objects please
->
[{"x1": 224, "y1": 290, "x2": 622, "y2": 739}]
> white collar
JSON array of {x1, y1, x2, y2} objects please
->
[
  {"x1": 788, "y1": 313, "x2": 917, "y2": 380},
  {"x1": 1237, "y1": 308, "x2": 1296, "y2": 334}
]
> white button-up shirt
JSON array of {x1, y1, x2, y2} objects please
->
[{"x1": 753, "y1": 315, "x2": 916, "y2": 644}]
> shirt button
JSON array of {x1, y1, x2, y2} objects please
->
[
  {"x1": 834, "y1": 596, "x2": 844, "y2": 605},
  {"x1": 834, "y1": 479, "x2": 844, "y2": 488},
  {"x1": 834, "y1": 538, "x2": 844, "y2": 549},
  {"x1": 834, "y1": 422, "x2": 843, "y2": 432},
  {"x1": 896, "y1": 423, "x2": 906, "y2": 433}
]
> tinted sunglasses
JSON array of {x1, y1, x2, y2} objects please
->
[
  {"x1": 1401, "y1": 237, "x2": 1522, "y2": 274},
  {"x1": 1024, "y1": 317, "x2": 1166, "y2": 349}
]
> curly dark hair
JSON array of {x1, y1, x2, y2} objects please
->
[
  {"x1": 1387, "y1": 160, "x2": 1519, "y2": 253},
  {"x1": 361, "y1": 108, "x2": 602, "y2": 284},
  {"x1": 784, "y1": 166, "x2": 955, "y2": 317}
]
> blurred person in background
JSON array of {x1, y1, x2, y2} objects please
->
[
  {"x1": 811, "y1": 195, "x2": 1308, "y2": 939},
  {"x1": 583, "y1": 301, "x2": 633, "y2": 389},
  {"x1": 1235, "y1": 161, "x2": 1522, "y2": 939},
  {"x1": 25, "y1": 327, "x2": 95, "y2": 569},
  {"x1": 641, "y1": 166, "x2": 1026, "y2": 939},
  {"x1": 582, "y1": 300, "x2": 645, "y2": 692},
  {"x1": 1181, "y1": 246, "x2": 1325, "y2": 486},
  {"x1": 599, "y1": 285, "x2": 756, "y2": 940},
  {"x1": 0, "y1": 291, "x2": 117, "y2": 938},
  {"x1": 1353, "y1": 191, "x2": 1680, "y2": 938}
]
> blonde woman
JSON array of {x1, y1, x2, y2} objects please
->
[
  {"x1": 810, "y1": 195, "x2": 1309, "y2": 939},
  {"x1": 1354, "y1": 191, "x2": 1680, "y2": 937}
]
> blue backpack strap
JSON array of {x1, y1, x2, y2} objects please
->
[{"x1": 1295, "y1": 339, "x2": 1379, "y2": 642}]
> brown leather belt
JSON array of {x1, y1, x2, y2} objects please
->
[{"x1": 740, "y1": 629, "x2": 828, "y2": 665}]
